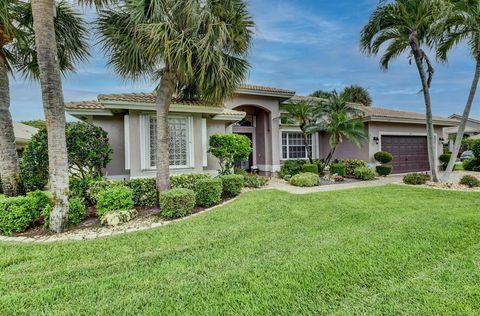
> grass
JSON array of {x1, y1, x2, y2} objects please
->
[
  {"x1": 1, "y1": 185, "x2": 480, "y2": 315},
  {"x1": 454, "y1": 161, "x2": 465, "y2": 171}
]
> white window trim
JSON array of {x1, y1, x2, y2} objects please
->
[
  {"x1": 124, "y1": 114, "x2": 130, "y2": 170},
  {"x1": 202, "y1": 118, "x2": 208, "y2": 167},
  {"x1": 140, "y1": 113, "x2": 194, "y2": 171},
  {"x1": 280, "y1": 129, "x2": 315, "y2": 160}
]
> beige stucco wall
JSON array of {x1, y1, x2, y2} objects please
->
[
  {"x1": 319, "y1": 128, "x2": 370, "y2": 162},
  {"x1": 206, "y1": 118, "x2": 228, "y2": 173}
]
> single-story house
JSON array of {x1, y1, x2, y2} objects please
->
[
  {"x1": 14, "y1": 122, "x2": 38, "y2": 155},
  {"x1": 66, "y1": 84, "x2": 458, "y2": 178},
  {"x1": 443, "y1": 114, "x2": 480, "y2": 151}
]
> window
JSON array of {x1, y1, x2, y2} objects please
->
[
  {"x1": 148, "y1": 116, "x2": 191, "y2": 168},
  {"x1": 282, "y1": 132, "x2": 312, "y2": 160}
]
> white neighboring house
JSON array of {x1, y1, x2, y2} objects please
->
[
  {"x1": 443, "y1": 114, "x2": 480, "y2": 151},
  {"x1": 13, "y1": 122, "x2": 38, "y2": 155}
]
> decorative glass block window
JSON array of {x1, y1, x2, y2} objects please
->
[
  {"x1": 149, "y1": 116, "x2": 189, "y2": 167},
  {"x1": 282, "y1": 132, "x2": 312, "y2": 160}
]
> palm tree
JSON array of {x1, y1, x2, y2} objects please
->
[
  {"x1": 360, "y1": 0, "x2": 445, "y2": 182},
  {"x1": 29, "y1": 0, "x2": 95, "y2": 232},
  {"x1": 438, "y1": 0, "x2": 480, "y2": 181},
  {"x1": 282, "y1": 101, "x2": 315, "y2": 163},
  {"x1": 98, "y1": 0, "x2": 253, "y2": 193},
  {"x1": 340, "y1": 85, "x2": 373, "y2": 106},
  {"x1": 310, "y1": 90, "x2": 334, "y2": 99},
  {"x1": 0, "y1": 0, "x2": 88, "y2": 197},
  {"x1": 308, "y1": 93, "x2": 367, "y2": 168}
]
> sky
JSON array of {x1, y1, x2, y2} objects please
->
[{"x1": 9, "y1": 0, "x2": 480, "y2": 121}]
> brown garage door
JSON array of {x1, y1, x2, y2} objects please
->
[{"x1": 381, "y1": 136, "x2": 430, "y2": 174}]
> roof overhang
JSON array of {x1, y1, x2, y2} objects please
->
[
  {"x1": 363, "y1": 116, "x2": 459, "y2": 127},
  {"x1": 235, "y1": 88, "x2": 295, "y2": 101},
  {"x1": 101, "y1": 100, "x2": 225, "y2": 114}
]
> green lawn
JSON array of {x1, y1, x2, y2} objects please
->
[{"x1": 1, "y1": 185, "x2": 480, "y2": 315}]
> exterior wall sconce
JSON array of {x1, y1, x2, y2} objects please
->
[
  {"x1": 373, "y1": 136, "x2": 379, "y2": 145},
  {"x1": 439, "y1": 137, "x2": 445, "y2": 142}
]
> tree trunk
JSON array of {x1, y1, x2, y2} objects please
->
[
  {"x1": 411, "y1": 49, "x2": 439, "y2": 182},
  {"x1": 31, "y1": 0, "x2": 69, "y2": 232},
  {"x1": 155, "y1": 72, "x2": 176, "y2": 193},
  {"x1": 442, "y1": 57, "x2": 480, "y2": 182},
  {"x1": 301, "y1": 124, "x2": 313, "y2": 164},
  {"x1": 0, "y1": 53, "x2": 22, "y2": 196}
]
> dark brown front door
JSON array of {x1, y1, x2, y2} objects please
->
[{"x1": 381, "y1": 135, "x2": 430, "y2": 174}]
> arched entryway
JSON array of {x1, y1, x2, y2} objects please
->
[{"x1": 232, "y1": 105, "x2": 272, "y2": 173}]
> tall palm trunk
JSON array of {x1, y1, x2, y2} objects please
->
[
  {"x1": 31, "y1": 0, "x2": 69, "y2": 232},
  {"x1": 442, "y1": 56, "x2": 480, "y2": 182},
  {"x1": 411, "y1": 43, "x2": 439, "y2": 182},
  {"x1": 155, "y1": 72, "x2": 176, "y2": 193},
  {"x1": 300, "y1": 123, "x2": 313, "y2": 164},
  {"x1": 0, "y1": 51, "x2": 22, "y2": 196}
]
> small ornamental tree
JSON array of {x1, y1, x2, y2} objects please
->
[
  {"x1": 208, "y1": 134, "x2": 252, "y2": 175},
  {"x1": 21, "y1": 123, "x2": 112, "y2": 191}
]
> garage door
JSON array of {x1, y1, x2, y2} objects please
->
[{"x1": 381, "y1": 136, "x2": 430, "y2": 174}]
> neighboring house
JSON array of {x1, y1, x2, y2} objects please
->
[
  {"x1": 13, "y1": 122, "x2": 38, "y2": 156},
  {"x1": 443, "y1": 114, "x2": 480, "y2": 151},
  {"x1": 65, "y1": 84, "x2": 458, "y2": 178}
]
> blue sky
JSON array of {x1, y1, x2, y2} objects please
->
[{"x1": 9, "y1": 0, "x2": 480, "y2": 121}]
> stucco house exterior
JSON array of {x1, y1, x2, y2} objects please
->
[
  {"x1": 13, "y1": 122, "x2": 38, "y2": 155},
  {"x1": 66, "y1": 84, "x2": 457, "y2": 178},
  {"x1": 443, "y1": 114, "x2": 480, "y2": 152}
]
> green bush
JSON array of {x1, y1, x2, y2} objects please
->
[
  {"x1": 439, "y1": 153, "x2": 452, "y2": 170},
  {"x1": 374, "y1": 151, "x2": 393, "y2": 164},
  {"x1": 20, "y1": 128, "x2": 49, "y2": 192},
  {"x1": 472, "y1": 140, "x2": 480, "y2": 158},
  {"x1": 42, "y1": 197, "x2": 86, "y2": 227},
  {"x1": 170, "y1": 173, "x2": 211, "y2": 191},
  {"x1": 335, "y1": 159, "x2": 368, "y2": 176},
  {"x1": 159, "y1": 188, "x2": 196, "y2": 219},
  {"x1": 403, "y1": 173, "x2": 430, "y2": 185},
  {"x1": 87, "y1": 180, "x2": 125, "y2": 205},
  {"x1": 220, "y1": 174, "x2": 244, "y2": 198},
  {"x1": 195, "y1": 178, "x2": 223, "y2": 207},
  {"x1": 27, "y1": 190, "x2": 51, "y2": 219},
  {"x1": 376, "y1": 165, "x2": 392, "y2": 177},
  {"x1": 0, "y1": 193, "x2": 48, "y2": 235},
  {"x1": 459, "y1": 175, "x2": 480, "y2": 188},
  {"x1": 279, "y1": 160, "x2": 306, "y2": 179},
  {"x1": 303, "y1": 164, "x2": 319, "y2": 174},
  {"x1": 127, "y1": 178, "x2": 157, "y2": 206},
  {"x1": 330, "y1": 163, "x2": 346, "y2": 177},
  {"x1": 462, "y1": 158, "x2": 480, "y2": 171},
  {"x1": 244, "y1": 174, "x2": 269, "y2": 188},
  {"x1": 208, "y1": 134, "x2": 252, "y2": 175},
  {"x1": 69, "y1": 176, "x2": 100, "y2": 200},
  {"x1": 289, "y1": 173, "x2": 319, "y2": 187},
  {"x1": 353, "y1": 166, "x2": 376, "y2": 181},
  {"x1": 96, "y1": 186, "x2": 134, "y2": 217}
]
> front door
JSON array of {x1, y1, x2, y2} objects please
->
[{"x1": 235, "y1": 132, "x2": 254, "y2": 171}]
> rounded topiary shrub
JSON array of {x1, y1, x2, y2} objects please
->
[
  {"x1": 403, "y1": 173, "x2": 430, "y2": 185},
  {"x1": 376, "y1": 165, "x2": 392, "y2": 177},
  {"x1": 159, "y1": 188, "x2": 196, "y2": 219},
  {"x1": 221, "y1": 174, "x2": 244, "y2": 198},
  {"x1": 195, "y1": 178, "x2": 223, "y2": 207},
  {"x1": 463, "y1": 158, "x2": 480, "y2": 171},
  {"x1": 289, "y1": 172, "x2": 319, "y2": 187},
  {"x1": 127, "y1": 178, "x2": 157, "y2": 206},
  {"x1": 459, "y1": 175, "x2": 480, "y2": 188},
  {"x1": 374, "y1": 151, "x2": 393, "y2": 164},
  {"x1": 353, "y1": 166, "x2": 376, "y2": 181},
  {"x1": 279, "y1": 160, "x2": 306, "y2": 179},
  {"x1": 303, "y1": 163, "x2": 319, "y2": 174},
  {"x1": 96, "y1": 186, "x2": 134, "y2": 217},
  {"x1": 330, "y1": 163, "x2": 346, "y2": 177}
]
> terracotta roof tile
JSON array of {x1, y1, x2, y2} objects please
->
[
  {"x1": 65, "y1": 101, "x2": 104, "y2": 110},
  {"x1": 236, "y1": 84, "x2": 295, "y2": 95}
]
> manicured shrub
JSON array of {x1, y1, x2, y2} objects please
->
[
  {"x1": 340, "y1": 159, "x2": 368, "y2": 176},
  {"x1": 374, "y1": 151, "x2": 393, "y2": 164},
  {"x1": 289, "y1": 172, "x2": 319, "y2": 187},
  {"x1": 472, "y1": 139, "x2": 480, "y2": 158},
  {"x1": 220, "y1": 174, "x2": 244, "y2": 198},
  {"x1": 244, "y1": 174, "x2": 269, "y2": 188},
  {"x1": 376, "y1": 165, "x2": 392, "y2": 177},
  {"x1": 96, "y1": 186, "x2": 134, "y2": 217},
  {"x1": 403, "y1": 173, "x2": 430, "y2": 185},
  {"x1": 159, "y1": 188, "x2": 196, "y2": 219},
  {"x1": 170, "y1": 173, "x2": 211, "y2": 191},
  {"x1": 353, "y1": 166, "x2": 376, "y2": 181},
  {"x1": 208, "y1": 134, "x2": 252, "y2": 175},
  {"x1": 462, "y1": 158, "x2": 480, "y2": 171},
  {"x1": 195, "y1": 178, "x2": 223, "y2": 207},
  {"x1": 330, "y1": 163, "x2": 346, "y2": 177},
  {"x1": 0, "y1": 193, "x2": 49, "y2": 235},
  {"x1": 459, "y1": 175, "x2": 480, "y2": 188},
  {"x1": 42, "y1": 197, "x2": 86, "y2": 227},
  {"x1": 27, "y1": 190, "x2": 51, "y2": 219},
  {"x1": 279, "y1": 160, "x2": 306, "y2": 179},
  {"x1": 127, "y1": 178, "x2": 157, "y2": 206},
  {"x1": 439, "y1": 153, "x2": 452, "y2": 170},
  {"x1": 303, "y1": 164, "x2": 319, "y2": 174},
  {"x1": 69, "y1": 176, "x2": 100, "y2": 200},
  {"x1": 101, "y1": 209, "x2": 138, "y2": 226},
  {"x1": 87, "y1": 180, "x2": 125, "y2": 205}
]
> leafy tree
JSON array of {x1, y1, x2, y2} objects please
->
[
  {"x1": 310, "y1": 90, "x2": 334, "y2": 99},
  {"x1": 20, "y1": 123, "x2": 112, "y2": 192},
  {"x1": 308, "y1": 93, "x2": 367, "y2": 169},
  {"x1": 282, "y1": 101, "x2": 315, "y2": 163},
  {"x1": 437, "y1": 0, "x2": 480, "y2": 181},
  {"x1": 98, "y1": 0, "x2": 253, "y2": 193},
  {"x1": 21, "y1": 120, "x2": 46, "y2": 130},
  {"x1": 340, "y1": 85, "x2": 372, "y2": 106},
  {"x1": 209, "y1": 134, "x2": 252, "y2": 175},
  {"x1": 360, "y1": 0, "x2": 445, "y2": 182}
]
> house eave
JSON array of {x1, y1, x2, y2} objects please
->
[
  {"x1": 363, "y1": 116, "x2": 458, "y2": 127},
  {"x1": 102, "y1": 101, "x2": 224, "y2": 114},
  {"x1": 235, "y1": 88, "x2": 295, "y2": 101}
]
